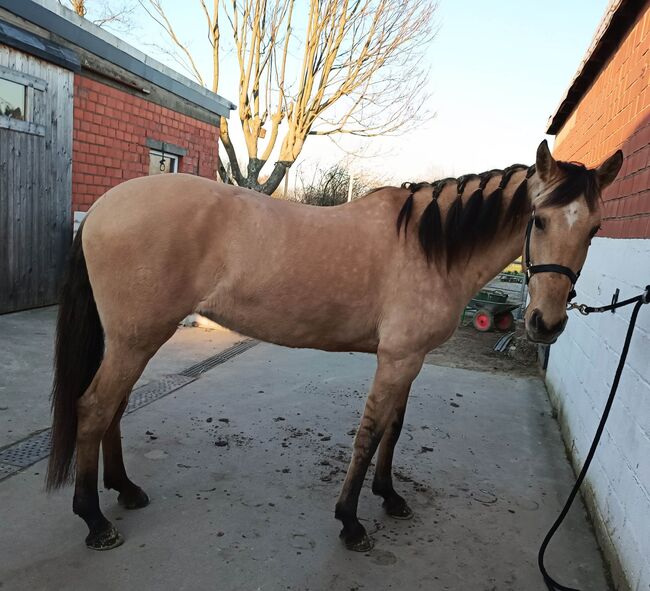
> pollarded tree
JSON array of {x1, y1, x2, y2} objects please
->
[{"x1": 139, "y1": 0, "x2": 436, "y2": 194}]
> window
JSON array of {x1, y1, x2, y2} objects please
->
[
  {"x1": 148, "y1": 150, "x2": 178, "y2": 175},
  {"x1": 0, "y1": 77, "x2": 26, "y2": 120}
]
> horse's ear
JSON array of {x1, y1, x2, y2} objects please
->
[
  {"x1": 536, "y1": 139, "x2": 558, "y2": 183},
  {"x1": 596, "y1": 150, "x2": 624, "y2": 189}
]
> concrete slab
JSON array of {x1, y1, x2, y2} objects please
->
[
  {"x1": 0, "y1": 344, "x2": 610, "y2": 590},
  {"x1": 0, "y1": 307, "x2": 57, "y2": 448},
  {"x1": 0, "y1": 307, "x2": 243, "y2": 448}
]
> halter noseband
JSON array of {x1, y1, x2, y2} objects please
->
[{"x1": 524, "y1": 214, "x2": 580, "y2": 303}]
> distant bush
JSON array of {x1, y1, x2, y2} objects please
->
[{"x1": 291, "y1": 164, "x2": 384, "y2": 206}]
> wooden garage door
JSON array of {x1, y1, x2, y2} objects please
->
[{"x1": 0, "y1": 48, "x2": 72, "y2": 313}]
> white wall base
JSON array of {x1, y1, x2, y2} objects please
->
[{"x1": 545, "y1": 237, "x2": 650, "y2": 591}]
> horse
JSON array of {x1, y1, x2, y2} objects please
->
[{"x1": 46, "y1": 140, "x2": 623, "y2": 552}]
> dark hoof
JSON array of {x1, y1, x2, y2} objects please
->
[
  {"x1": 339, "y1": 526, "x2": 374, "y2": 552},
  {"x1": 85, "y1": 524, "x2": 124, "y2": 551},
  {"x1": 118, "y1": 487, "x2": 150, "y2": 510},
  {"x1": 384, "y1": 499, "x2": 414, "y2": 520},
  {"x1": 345, "y1": 532, "x2": 374, "y2": 552}
]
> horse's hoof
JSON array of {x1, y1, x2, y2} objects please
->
[
  {"x1": 345, "y1": 532, "x2": 374, "y2": 552},
  {"x1": 85, "y1": 524, "x2": 124, "y2": 551},
  {"x1": 340, "y1": 527, "x2": 374, "y2": 552},
  {"x1": 118, "y1": 487, "x2": 150, "y2": 510},
  {"x1": 384, "y1": 500, "x2": 414, "y2": 520}
]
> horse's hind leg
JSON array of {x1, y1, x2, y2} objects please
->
[
  {"x1": 102, "y1": 399, "x2": 149, "y2": 509},
  {"x1": 73, "y1": 346, "x2": 151, "y2": 550},
  {"x1": 371, "y1": 386, "x2": 414, "y2": 519},
  {"x1": 335, "y1": 349, "x2": 424, "y2": 551}
]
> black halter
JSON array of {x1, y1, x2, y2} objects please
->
[{"x1": 524, "y1": 214, "x2": 580, "y2": 303}]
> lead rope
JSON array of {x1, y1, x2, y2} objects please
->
[{"x1": 539, "y1": 285, "x2": 650, "y2": 591}]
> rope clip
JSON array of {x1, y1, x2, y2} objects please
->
[{"x1": 567, "y1": 302, "x2": 589, "y2": 315}]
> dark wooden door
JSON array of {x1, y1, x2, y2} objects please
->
[{"x1": 0, "y1": 48, "x2": 73, "y2": 313}]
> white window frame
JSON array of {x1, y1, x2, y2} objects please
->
[
  {"x1": 0, "y1": 65, "x2": 47, "y2": 136},
  {"x1": 149, "y1": 149, "x2": 179, "y2": 174}
]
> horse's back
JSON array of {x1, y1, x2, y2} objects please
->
[{"x1": 81, "y1": 174, "x2": 406, "y2": 351}]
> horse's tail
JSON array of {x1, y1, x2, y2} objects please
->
[{"x1": 46, "y1": 222, "x2": 104, "y2": 490}]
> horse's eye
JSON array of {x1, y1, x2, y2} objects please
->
[{"x1": 534, "y1": 216, "x2": 546, "y2": 231}]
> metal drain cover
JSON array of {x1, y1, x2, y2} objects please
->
[
  {"x1": 126, "y1": 374, "x2": 196, "y2": 415},
  {"x1": 180, "y1": 339, "x2": 258, "y2": 378},
  {"x1": 0, "y1": 430, "x2": 51, "y2": 468},
  {"x1": 0, "y1": 463, "x2": 20, "y2": 480}
]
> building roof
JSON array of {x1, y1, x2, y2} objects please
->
[
  {"x1": 0, "y1": 19, "x2": 80, "y2": 72},
  {"x1": 546, "y1": 0, "x2": 646, "y2": 135},
  {"x1": 0, "y1": 0, "x2": 236, "y2": 119}
]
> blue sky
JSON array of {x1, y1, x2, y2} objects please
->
[{"x1": 111, "y1": 0, "x2": 610, "y2": 182}]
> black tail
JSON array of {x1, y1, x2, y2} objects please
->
[{"x1": 46, "y1": 223, "x2": 104, "y2": 490}]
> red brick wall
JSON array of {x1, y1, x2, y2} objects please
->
[
  {"x1": 72, "y1": 75, "x2": 220, "y2": 211},
  {"x1": 553, "y1": 4, "x2": 649, "y2": 238}
]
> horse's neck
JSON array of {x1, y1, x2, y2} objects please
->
[{"x1": 462, "y1": 206, "x2": 530, "y2": 297}]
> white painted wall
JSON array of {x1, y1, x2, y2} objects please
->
[{"x1": 545, "y1": 237, "x2": 650, "y2": 591}]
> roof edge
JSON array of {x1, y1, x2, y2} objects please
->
[
  {"x1": 0, "y1": 0, "x2": 236, "y2": 117},
  {"x1": 546, "y1": 0, "x2": 645, "y2": 135}
]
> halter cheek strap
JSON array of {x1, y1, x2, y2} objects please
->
[{"x1": 524, "y1": 216, "x2": 581, "y2": 303}]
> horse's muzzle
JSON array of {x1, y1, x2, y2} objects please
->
[{"x1": 525, "y1": 309, "x2": 567, "y2": 344}]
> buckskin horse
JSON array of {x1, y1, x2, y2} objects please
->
[{"x1": 46, "y1": 140, "x2": 622, "y2": 551}]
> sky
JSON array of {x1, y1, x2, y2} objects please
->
[{"x1": 100, "y1": 0, "x2": 610, "y2": 184}]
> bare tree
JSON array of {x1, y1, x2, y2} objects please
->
[
  {"x1": 139, "y1": 0, "x2": 436, "y2": 194},
  {"x1": 59, "y1": 0, "x2": 135, "y2": 30}
]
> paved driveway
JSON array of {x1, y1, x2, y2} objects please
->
[
  {"x1": 0, "y1": 307, "x2": 243, "y2": 448},
  {"x1": 0, "y1": 336, "x2": 610, "y2": 590}
]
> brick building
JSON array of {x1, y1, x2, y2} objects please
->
[
  {"x1": 544, "y1": 1, "x2": 649, "y2": 589},
  {"x1": 0, "y1": 0, "x2": 234, "y2": 312},
  {"x1": 72, "y1": 76, "x2": 222, "y2": 212}
]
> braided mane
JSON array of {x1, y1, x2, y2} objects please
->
[{"x1": 395, "y1": 160, "x2": 598, "y2": 267}]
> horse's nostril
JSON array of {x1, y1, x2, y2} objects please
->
[
  {"x1": 530, "y1": 309, "x2": 541, "y2": 330},
  {"x1": 548, "y1": 316, "x2": 568, "y2": 336}
]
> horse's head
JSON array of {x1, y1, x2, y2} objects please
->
[{"x1": 523, "y1": 140, "x2": 623, "y2": 344}]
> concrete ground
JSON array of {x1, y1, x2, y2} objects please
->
[
  {"x1": 0, "y1": 311, "x2": 611, "y2": 590},
  {"x1": 0, "y1": 307, "x2": 243, "y2": 448}
]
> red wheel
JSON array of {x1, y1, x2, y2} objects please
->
[
  {"x1": 495, "y1": 311, "x2": 514, "y2": 331},
  {"x1": 473, "y1": 309, "x2": 493, "y2": 332}
]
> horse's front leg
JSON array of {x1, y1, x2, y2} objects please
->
[
  {"x1": 371, "y1": 385, "x2": 413, "y2": 519},
  {"x1": 335, "y1": 349, "x2": 424, "y2": 551}
]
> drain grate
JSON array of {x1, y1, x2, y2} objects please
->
[
  {"x1": 0, "y1": 462, "x2": 20, "y2": 479},
  {"x1": 125, "y1": 374, "x2": 196, "y2": 415},
  {"x1": 179, "y1": 339, "x2": 258, "y2": 378},
  {"x1": 0, "y1": 338, "x2": 260, "y2": 483},
  {"x1": 0, "y1": 430, "x2": 51, "y2": 468}
]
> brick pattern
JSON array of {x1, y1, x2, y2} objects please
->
[
  {"x1": 545, "y1": 238, "x2": 650, "y2": 591},
  {"x1": 553, "y1": 5, "x2": 649, "y2": 239},
  {"x1": 72, "y1": 75, "x2": 220, "y2": 210}
]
